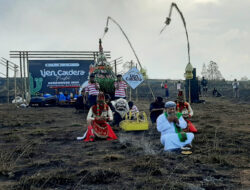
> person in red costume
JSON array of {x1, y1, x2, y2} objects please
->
[
  {"x1": 84, "y1": 92, "x2": 117, "y2": 141},
  {"x1": 176, "y1": 90, "x2": 197, "y2": 133}
]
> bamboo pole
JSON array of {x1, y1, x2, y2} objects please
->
[
  {"x1": 160, "y1": 3, "x2": 191, "y2": 64},
  {"x1": 161, "y1": 2, "x2": 193, "y2": 104},
  {"x1": 14, "y1": 66, "x2": 17, "y2": 104},
  {"x1": 114, "y1": 60, "x2": 117, "y2": 75},
  {"x1": 26, "y1": 51, "x2": 30, "y2": 100},
  {"x1": 189, "y1": 79, "x2": 191, "y2": 103},
  {"x1": 136, "y1": 63, "x2": 138, "y2": 102},
  {"x1": 23, "y1": 52, "x2": 27, "y2": 99},
  {"x1": 6, "y1": 61, "x2": 9, "y2": 104},
  {"x1": 103, "y1": 17, "x2": 155, "y2": 99},
  {"x1": 19, "y1": 52, "x2": 24, "y2": 102},
  {"x1": 129, "y1": 61, "x2": 132, "y2": 101}
]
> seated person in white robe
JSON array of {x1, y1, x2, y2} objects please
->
[{"x1": 157, "y1": 101, "x2": 194, "y2": 151}]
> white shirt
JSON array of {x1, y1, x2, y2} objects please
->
[
  {"x1": 87, "y1": 106, "x2": 113, "y2": 122},
  {"x1": 177, "y1": 83, "x2": 181, "y2": 90},
  {"x1": 156, "y1": 112, "x2": 194, "y2": 151},
  {"x1": 130, "y1": 105, "x2": 139, "y2": 117},
  {"x1": 85, "y1": 82, "x2": 100, "y2": 95},
  {"x1": 157, "y1": 113, "x2": 187, "y2": 137},
  {"x1": 114, "y1": 81, "x2": 127, "y2": 97},
  {"x1": 232, "y1": 81, "x2": 239, "y2": 89}
]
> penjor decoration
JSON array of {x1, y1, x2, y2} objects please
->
[
  {"x1": 89, "y1": 39, "x2": 116, "y2": 96},
  {"x1": 160, "y1": 2, "x2": 194, "y2": 103},
  {"x1": 102, "y1": 16, "x2": 155, "y2": 99}
]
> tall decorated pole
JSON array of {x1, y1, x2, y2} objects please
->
[
  {"x1": 103, "y1": 17, "x2": 142, "y2": 70},
  {"x1": 160, "y1": 2, "x2": 194, "y2": 103},
  {"x1": 89, "y1": 39, "x2": 116, "y2": 97},
  {"x1": 102, "y1": 16, "x2": 155, "y2": 100},
  {"x1": 185, "y1": 63, "x2": 193, "y2": 103}
]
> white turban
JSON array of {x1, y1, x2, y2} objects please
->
[{"x1": 165, "y1": 101, "x2": 176, "y2": 108}]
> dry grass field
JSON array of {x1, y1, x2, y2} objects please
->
[{"x1": 0, "y1": 95, "x2": 249, "y2": 189}]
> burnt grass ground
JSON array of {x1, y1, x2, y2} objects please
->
[{"x1": 0, "y1": 96, "x2": 250, "y2": 190}]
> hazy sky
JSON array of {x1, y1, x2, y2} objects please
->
[{"x1": 0, "y1": 0, "x2": 249, "y2": 80}]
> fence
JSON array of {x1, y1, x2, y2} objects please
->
[
  {"x1": 0, "y1": 58, "x2": 19, "y2": 104},
  {"x1": 128, "y1": 79, "x2": 250, "y2": 102}
]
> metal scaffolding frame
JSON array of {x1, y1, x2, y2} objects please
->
[
  {"x1": 110, "y1": 57, "x2": 123, "y2": 75},
  {"x1": 0, "y1": 58, "x2": 19, "y2": 104},
  {"x1": 9, "y1": 51, "x2": 111, "y2": 101}
]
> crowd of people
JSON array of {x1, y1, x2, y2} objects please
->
[
  {"x1": 200, "y1": 77, "x2": 240, "y2": 98},
  {"x1": 42, "y1": 74, "x2": 241, "y2": 153},
  {"x1": 75, "y1": 74, "x2": 199, "y2": 154},
  {"x1": 34, "y1": 73, "x2": 243, "y2": 155},
  {"x1": 161, "y1": 77, "x2": 240, "y2": 99},
  {"x1": 42, "y1": 76, "x2": 240, "y2": 111},
  {"x1": 41, "y1": 75, "x2": 242, "y2": 153}
]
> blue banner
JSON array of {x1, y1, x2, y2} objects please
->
[
  {"x1": 29, "y1": 60, "x2": 92, "y2": 95},
  {"x1": 0, "y1": 78, "x2": 6, "y2": 87}
]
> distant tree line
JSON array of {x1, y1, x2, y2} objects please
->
[
  {"x1": 201, "y1": 61, "x2": 249, "y2": 81},
  {"x1": 201, "y1": 61, "x2": 224, "y2": 80}
]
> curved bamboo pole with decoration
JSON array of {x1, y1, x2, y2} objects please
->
[
  {"x1": 160, "y1": 2, "x2": 193, "y2": 103},
  {"x1": 102, "y1": 16, "x2": 155, "y2": 100},
  {"x1": 103, "y1": 16, "x2": 142, "y2": 70},
  {"x1": 160, "y1": 2, "x2": 191, "y2": 64}
]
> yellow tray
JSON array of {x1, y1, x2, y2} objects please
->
[{"x1": 120, "y1": 111, "x2": 149, "y2": 131}]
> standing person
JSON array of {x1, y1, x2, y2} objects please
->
[
  {"x1": 85, "y1": 74, "x2": 100, "y2": 107},
  {"x1": 201, "y1": 77, "x2": 208, "y2": 97},
  {"x1": 232, "y1": 79, "x2": 239, "y2": 98},
  {"x1": 149, "y1": 97, "x2": 165, "y2": 125},
  {"x1": 164, "y1": 80, "x2": 169, "y2": 100},
  {"x1": 177, "y1": 81, "x2": 182, "y2": 92},
  {"x1": 114, "y1": 74, "x2": 127, "y2": 99},
  {"x1": 75, "y1": 89, "x2": 88, "y2": 111},
  {"x1": 157, "y1": 101, "x2": 194, "y2": 151},
  {"x1": 161, "y1": 81, "x2": 164, "y2": 89}
]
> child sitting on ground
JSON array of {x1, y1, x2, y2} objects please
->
[{"x1": 128, "y1": 101, "x2": 139, "y2": 120}]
